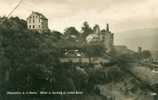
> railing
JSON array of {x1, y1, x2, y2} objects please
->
[{"x1": 59, "y1": 57, "x2": 110, "y2": 64}]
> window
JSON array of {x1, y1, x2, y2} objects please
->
[
  {"x1": 29, "y1": 19, "x2": 31, "y2": 23},
  {"x1": 39, "y1": 25, "x2": 40, "y2": 28},
  {"x1": 33, "y1": 25, "x2": 35, "y2": 29},
  {"x1": 33, "y1": 19, "x2": 35, "y2": 23},
  {"x1": 29, "y1": 25, "x2": 31, "y2": 28}
]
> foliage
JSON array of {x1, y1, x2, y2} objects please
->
[
  {"x1": 84, "y1": 44, "x2": 105, "y2": 57},
  {"x1": 0, "y1": 17, "x2": 154, "y2": 100},
  {"x1": 81, "y1": 21, "x2": 93, "y2": 42},
  {"x1": 0, "y1": 17, "x2": 97, "y2": 94},
  {"x1": 64, "y1": 27, "x2": 80, "y2": 42},
  {"x1": 50, "y1": 31, "x2": 63, "y2": 41},
  {"x1": 142, "y1": 50, "x2": 152, "y2": 59},
  {"x1": 0, "y1": 17, "x2": 59, "y2": 92}
]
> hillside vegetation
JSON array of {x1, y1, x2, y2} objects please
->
[{"x1": 0, "y1": 17, "x2": 156, "y2": 100}]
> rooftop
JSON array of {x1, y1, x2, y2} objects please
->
[{"x1": 27, "y1": 11, "x2": 48, "y2": 20}]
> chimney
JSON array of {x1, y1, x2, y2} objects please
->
[{"x1": 106, "y1": 24, "x2": 109, "y2": 32}]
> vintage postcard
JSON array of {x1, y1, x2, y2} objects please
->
[{"x1": 0, "y1": 0, "x2": 157, "y2": 100}]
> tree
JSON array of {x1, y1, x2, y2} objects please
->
[
  {"x1": 0, "y1": 17, "x2": 59, "y2": 92},
  {"x1": 64, "y1": 27, "x2": 80, "y2": 42},
  {"x1": 81, "y1": 21, "x2": 93, "y2": 42},
  {"x1": 142, "y1": 50, "x2": 152, "y2": 59},
  {"x1": 50, "y1": 31, "x2": 63, "y2": 41}
]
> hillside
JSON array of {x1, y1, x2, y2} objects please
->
[
  {"x1": 0, "y1": 17, "x2": 157, "y2": 100},
  {"x1": 115, "y1": 28, "x2": 158, "y2": 51}
]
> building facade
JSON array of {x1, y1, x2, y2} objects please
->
[
  {"x1": 27, "y1": 11, "x2": 49, "y2": 33},
  {"x1": 86, "y1": 24, "x2": 114, "y2": 52}
]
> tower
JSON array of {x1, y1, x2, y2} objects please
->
[{"x1": 106, "y1": 24, "x2": 109, "y2": 32}]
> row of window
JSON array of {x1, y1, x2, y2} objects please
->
[
  {"x1": 29, "y1": 18, "x2": 41, "y2": 23},
  {"x1": 29, "y1": 25, "x2": 41, "y2": 29},
  {"x1": 30, "y1": 16, "x2": 39, "y2": 18}
]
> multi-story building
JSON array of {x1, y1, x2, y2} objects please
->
[{"x1": 27, "y1": 11, "x2": 49, "y2": 33}]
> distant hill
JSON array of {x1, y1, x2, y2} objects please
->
[{"x1": 115, "y1": 28, "x2": 158, "y2": 51}]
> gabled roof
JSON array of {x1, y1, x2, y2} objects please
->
[{"x1": 27, "y1": 11, "x2": 48, "y2": 20}]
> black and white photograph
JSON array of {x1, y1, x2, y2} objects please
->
[{"x1": 0, "y1": 0, "x2": 158, "y2": 100}]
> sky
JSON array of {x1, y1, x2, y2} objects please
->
[{"x1": 0, "y1": 0, "x2": 158, "y2": 50}]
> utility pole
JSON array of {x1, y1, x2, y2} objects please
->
[
  {"x1": 0, "y1": 0, "x2": 23, "y2": 24},
  {"x1": 7, "y1": 0, "x2": 24, "y2": 18}
]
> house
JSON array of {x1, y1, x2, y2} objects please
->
[{"x1": 27, "y1": 11, "x2": 49, "y2": 32}]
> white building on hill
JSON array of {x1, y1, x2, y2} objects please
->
[{"x1": 27, "y1": 11, "x2": 49, "y2": 33}]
